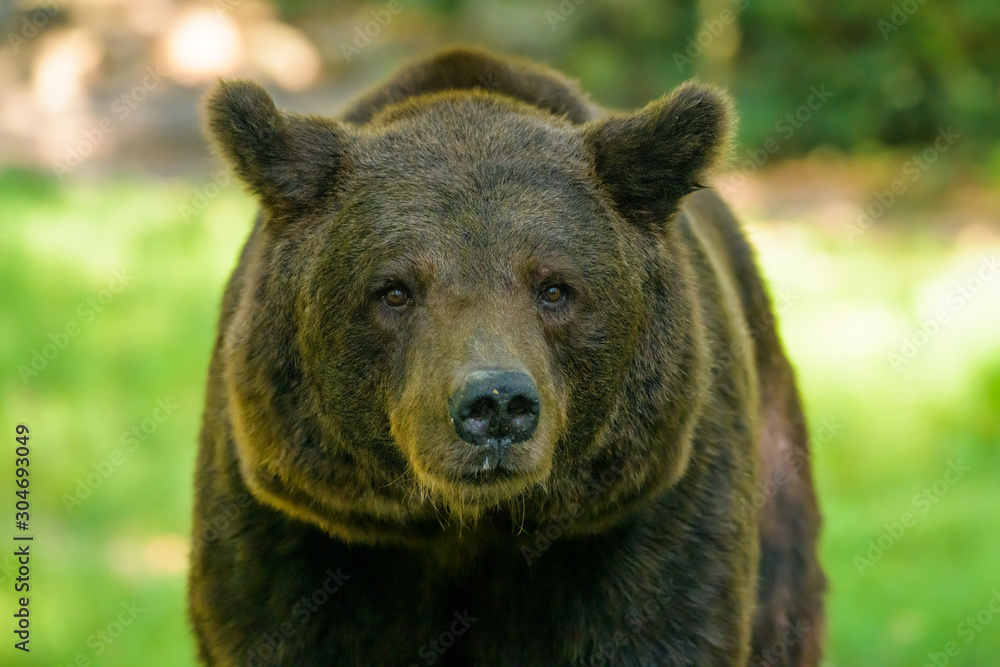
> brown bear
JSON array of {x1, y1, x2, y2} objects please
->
[{"x1": 188, "y1": 48, "x2": 824, "y2": 666}]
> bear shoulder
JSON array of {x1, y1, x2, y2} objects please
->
[{"x1": 341, "y1": 47, "x2": 597, "y2": 125}]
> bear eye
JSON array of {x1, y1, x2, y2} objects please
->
[
  {"x1": 382, "y1": 285, "x2": 411, "y2": 308},
  {"x1": 539, "y1": 284, "x2": 568, "y2": 306}
]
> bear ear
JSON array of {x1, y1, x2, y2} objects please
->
[
  {"x1": 205, "y1": 79, "x2": 352, "y2": 214},
  {"x1": 583, "y1": 82, "x2": 734, "y2": 231}
]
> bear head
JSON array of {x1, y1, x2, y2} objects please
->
[{"x1": 206, "y1": 75, "x2": 732, "y2": 545}]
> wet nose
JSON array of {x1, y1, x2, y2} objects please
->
[{"x1": 449, "y1": 370, "x2": 540, "y2": 449}]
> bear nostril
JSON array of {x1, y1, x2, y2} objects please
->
[
  {"x1": 464, "y1": 397, "x2": 496, "y2": 438},
  {"x1": 467, "y1": 396, "x2": 497, "y2": 422},
  {"x1": 506, "y1": 395, "x2": 535, "y2": 419}
]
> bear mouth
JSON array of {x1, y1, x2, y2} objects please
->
[
  {"x1": 425, "y1": 434, "x2": 546, "y2": 487},
  {"x1": 451, "y1": 464, "x2": 518, "y2": 485},
  {"x1": 408, "y1": 433, "x2": 554, "y2": 508}
]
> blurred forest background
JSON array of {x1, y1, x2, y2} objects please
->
[{"x1": 1, "y1": 0, "x2": 998, "y2": 665}]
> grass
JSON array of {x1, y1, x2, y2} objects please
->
[{"x1": 0, "y1": 167, "x2": 997, "y2": 666}]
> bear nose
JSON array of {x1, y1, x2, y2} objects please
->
[{"x1": 449, "y1": 370, "x2": 540, "y2": 448}]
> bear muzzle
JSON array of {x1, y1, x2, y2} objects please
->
[
  {"x1": 389, "y1": 356, "x2": 561, "y2": 504},
  {"x1": 443, "y1": 369, "x2": 542, "y2": 482}
]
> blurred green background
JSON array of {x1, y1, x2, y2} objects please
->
[{"x1": 1, "y1": 0, "x2": 998, "y2": 665}]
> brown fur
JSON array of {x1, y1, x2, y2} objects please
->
[{"x1": 188, "y1": 48, "x2": 824, "y2": 666}]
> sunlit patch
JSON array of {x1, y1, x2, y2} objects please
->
[
  {"x1": 104, "y1": 534, "x2": 188, "y2": 578},
  {"x1": 244, "y1": 21, "x2": 321, "y2": 91},
  {"x1": 888, "y1": 608, "x2": 925, "y2": 647},
  {"x1": 954, "y1": 222, "x2": 999, "y2": 251},
  {"x1": 141, "y1": 534, "x2": 189, "y2": 575},
  {"x1": 160, "y1": 8, "x2": 243, "y2": 83},
  {"x1": 123, "y1": 0, "x2": 175, "y2": 36},
  {"x1": 31, "y1": 28, "x2": 103, "y2": 114},
  {"x1": 104, "y1": 537, "x2": 143, "y2": 579}
]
